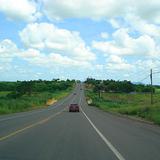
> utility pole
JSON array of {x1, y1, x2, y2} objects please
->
[{"x1": 150, "y1": 69, "x2": 153, "y2": 104}]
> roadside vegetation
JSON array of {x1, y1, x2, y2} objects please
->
[
  {"x1": 85, "y1": 78, "x2": 160, "y2": 125},
  {"x1": 0, "y1": 79, "x2": 75, "y2": 114}
]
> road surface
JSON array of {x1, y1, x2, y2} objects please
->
[{"x1": 0, "y1": 84, "x2": 160, "y2": 160}]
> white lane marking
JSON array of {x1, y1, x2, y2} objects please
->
[
  {"x1": 0, "y1": 92, "x2": 74, "y2": 122},
  {"x1": 79, "y1": 91, "x2": 125, "y2": 160}
]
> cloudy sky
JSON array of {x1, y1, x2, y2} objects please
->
[{"x1": 0, "y1": 0, "x2": 160, "y2": 83}]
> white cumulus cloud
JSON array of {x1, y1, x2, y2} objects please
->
[
  {"x1": 41, "y1": 0, "x2": 160, "y2": 24},
  {"x1": 125, "y1": 14, "x2": 160, "y2": 38},
  {"x1": 20, "y1": 48, "x2": 92, "y2": 69},
  {"x1": 0, "y1": 39, "x2": 18, "y2": 61},
  {"x1": 0, "y1": 39, "x2": 19, "y2": 71},
  {"x1": 41, "y1": 0, "x2": 126, "y2": 21},
  {"x1": 19, "y1": 23, "x2": 96, "y2": 61},
  {"x1": 0, "y1": 0, "x2": 41, "y2": 22},
  {"x1": 106, "y1": 55, "x2": 133, "y2": 71},
  {"x1": 93, "y1": 28, "x2": 158, "y2": 57},
  {"x1": 100, "y1": 32, "x2": 109, "y2": 39}
]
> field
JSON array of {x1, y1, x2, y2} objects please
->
[
  {"x1": 86, "y1": 89, "x2": 160, "y2": 125},
  {"x1": 0, "y1": 88, "x2": 72, "y2": 115}
]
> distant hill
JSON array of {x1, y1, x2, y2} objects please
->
[{"x1": 132, "y1": 82, "x2": 144, "y2": 85}]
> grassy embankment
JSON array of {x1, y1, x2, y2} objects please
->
[
  {"x1": 86, "y1": 88, "x2": 160, "y2": 125},
  {"x1": 0, "y1": 88, "x2": 72, "y2": 115}
]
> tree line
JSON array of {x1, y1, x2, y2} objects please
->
[
  {"x1": 0, "y1": 79, "x2": 75, "y2": 98},
  {"x1": 85, "y1": 78, "x2": 154, "y2": 93}
]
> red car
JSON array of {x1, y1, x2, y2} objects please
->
[{"x1": 69, "y1": 104, "x2": 80, "y2": 112}]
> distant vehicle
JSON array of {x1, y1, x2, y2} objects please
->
[
  {"x1": 80, "y1": 88, "x2": 82, "y2": 90},
  {"x1": 73, "y1": 93, "x2": 76, "y2": 95},
  {"x1": 69, "y1": 104, "x2": 80, "y2": 112}
]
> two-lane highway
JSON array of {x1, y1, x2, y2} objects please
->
[{"x1": 0, "y1": 84, "x2": 160, "y2": 160}]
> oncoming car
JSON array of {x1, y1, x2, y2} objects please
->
[{"x1": 69, "y1": 104, "x2": 80, "y2": 112}]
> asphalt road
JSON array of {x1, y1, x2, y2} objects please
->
[{"x1": 0, "y1": 84, "x2": 160, "y2": 160}]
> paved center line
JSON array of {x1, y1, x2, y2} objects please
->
[
  {"x1": 0, "y1": 108, "x2": 66, "y2": 142},
  {"x1": 79, "y1": 91, "x2": 126, "y2": 160}
]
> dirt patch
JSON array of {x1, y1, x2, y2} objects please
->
[{"x1": 46, "y1": 98, "x2": 57, "y2": 106}]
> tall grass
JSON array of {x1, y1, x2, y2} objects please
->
[
  {"x1": 86, "y1": 89, "x2": 160, "y2": 125},
  {"x1": 0, "y1": 88, "x2": 72, "y2": 114}
]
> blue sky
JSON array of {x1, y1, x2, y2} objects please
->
[{"x1": 0, "y1": 0, "x2": 160, "y2": 84}]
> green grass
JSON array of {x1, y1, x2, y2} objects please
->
[
  {"x1": 0, "y1": 88, "x2": 72, "y2": 115},
  {"x1": 155, "y1": 88, "x2": 160, "y2": 94},
  {"x1": 86, "y1": 89, "x2": 160, "y2": 125},
  {"x1": 0, "y1": 91, "x2": 11, "y2": 97}
]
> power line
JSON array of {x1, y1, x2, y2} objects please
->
[
  {"x1": 153, "y1": 71, "x2": 160, "y2": 74},
  {"x1": 139, "y1": 74, "x2": 150, "y2": 82}
]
